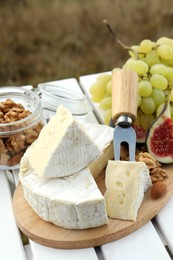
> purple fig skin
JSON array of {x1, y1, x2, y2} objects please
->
[{"x1": 146, "y1": 101, "x2": 173, "y2": 164}]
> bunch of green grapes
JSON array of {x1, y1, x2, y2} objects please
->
[{"x1": 89, "y1": 37, "x2": 173, "y2": 128}]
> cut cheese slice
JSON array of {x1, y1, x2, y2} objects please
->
[
  {"x1": 104, "y1": 160, "x2": 152, "y2": 221},
  {"x1": 19, "y1": 156, "x2": 108, "y2": 229},
  {"x1": 27, "y1": 105, "x2": 102, "y2": 178}
]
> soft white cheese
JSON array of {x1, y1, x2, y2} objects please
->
[
  {"x1": 19, "y1": 156, "x2": 108, "y2": 229},
  {"x1": 83, "y1": 123, "x2": 114, "y2": 151},
  {"x1": 104, "y1": 160, "x2": 152, "y2": 221},
  {"x1": 27, "y1": 105, "x2": 102, "y2": 178}
]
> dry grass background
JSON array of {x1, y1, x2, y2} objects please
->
[{"x1": 0, "y1": 0, "x2": 173, "y2": 87}]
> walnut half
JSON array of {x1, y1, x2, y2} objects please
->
[{"x1": 136, "y1": 152, "x2": 167, "y2": 183}]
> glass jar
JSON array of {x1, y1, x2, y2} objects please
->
[
  {"x1": 38, "y1": 84, "x2": 89, "y2": 118},
  {"x1": 0, "y1": 87, "x2": 44, "y2": 170}
]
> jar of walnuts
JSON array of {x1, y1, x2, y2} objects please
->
[{"x1": 0, "y1": 87, "x2": 45, "y2": 170}]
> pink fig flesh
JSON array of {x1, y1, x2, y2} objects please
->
[{"x1": 146, "y1": 103, "x2": 173, "y2": 163}]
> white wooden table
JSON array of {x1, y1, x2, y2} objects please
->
[{"x1": 1, "y1": 76, "x2": 173, "y2": 260}]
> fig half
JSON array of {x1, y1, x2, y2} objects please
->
[
  {"x1": 132, "y1": 124, "x2": 146, "y2": 143},
  {"x1": 146, "y1": 101, "x2": 173, "y2": 163}
]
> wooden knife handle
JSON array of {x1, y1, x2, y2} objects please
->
[{"x1": 112, "y1": 69, "x2": 138, "y2": 123}]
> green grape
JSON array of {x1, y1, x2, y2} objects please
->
[
  {"x1": 138, "y1": 80, "x2": 152, "y2": 97},
  {"x1": 168, "y1": 79, "x2": 173, "y2": 88},
  {"x1": 157, "y1": 37, "x2": 173, "y2": 48},
  {"x1": 104, "y1": 90, "x2": 111, "y2": 97},
  {"x1": 156, "y1": 103, "x2": 165, "y2": 117},
  {"x1": 165, "y1": 67, "x2": 173, "y2": 81},
  {"x1": 170, "y1": 105, "x2": 173, "y2": 119},
  {"x1": 150, "y1": 88, "x2": 166, "y2": 108},
  {"x1": 89, "y1": 74, "x2": 110, "y2": 98},
  {"x1": 140, "y1": 39, "x2": 155, "y2": 53},
  {"x1": 131, "y1": 60, "x2": 149, "y2": 75},
  {"x1": 171, "y1": 107, "x2": 173, "y2": 121},
  {"x1": 145, "y1": 50, "x2": 160, "y2": 67},
  {"x1": 135, "y1": 115, "x2": 141, "y2": 126},
  {"x1": 150, "y1": 74, "x2": 168, "y2": 90},
  {"x1": 140, "y1": 97, "x2": 156, "y2": 115},
  {"x1": 150, "y1": 64, "x2": 168, "y2": 76},
  {"x1": 171, "y1": 105, "x2": 173, "y2": 114},
  {"x1": 160, "y1": 58, "x2": 173, "y2": 67},
  {"x1": 157, "y1": 44, "x2": 173, "y2": 60},
  {"x1": 100, "y1": 97, "x2": 112, "y2": 110},
  {"x1": 97, "y1": 74, "x2": 111, "y2": 84},
  {"x1": 157, "y1": 104, "x2": 172, "y2": 118},
  {"x1": 140, "y1": 114, "x2": 155, "y2": 130},
  {"x1": 123, "y1": 58, "x2": 136, "y2": 70},
  {"x1": 91, "y1": 94, "x2": 103, "y2": 103},
  {"x1": 166, "y1": 59, "x2": 173, "y2": 66},
  {"x1": 89, "y1": 36, "x2": 173, "y2": 124},
  {"x1": 137, "y1": 108, "x2": 144, "y2": 117},
  {"x1": 168, "y1": 104, "x2": 172, "y2": 116},
  {"x1": 112, "y1": 68, "x2": 121, "y2": 73},
  {"x1": 128, "y1": 45, "x2": 141, "y2": 58},
  {"x1": 137, "y1": 93, "x2": 141, "y2": 107},
  {"x1": 89, "y1": 81, "x2": 105, "y2": 96},
  {"x1": 170, "y1": 89, "x2": 173, "y2": 102},
  {"x1": 104, "y1": 109, "x2": 112, "y2": 125},
  {"x1": 106, "y1": 80, "x2": 112, "y2": 94}
]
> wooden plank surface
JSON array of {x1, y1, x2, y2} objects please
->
[
  {"x1": 155, "y1": 195, "x2": 173, "y2": 254},
  {"x1": 101, "y1": 221, "x2": 171, "y2": 260},
  {"x1": 0, "y1": 171, "x2": 26, "y2": 260},
  {"x1": 29, "y1": 241, "x2": 99, "y2": 260},
  {"x1": 12, "y1": 164, "x2": 173, "y2": 249}
]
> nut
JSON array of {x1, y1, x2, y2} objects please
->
[
  {"x1": 135, "y1": 151, "x2": 168, "y2": 184},
  {"x1": 151, "y1": 181, "x2": 167, "y2": 199},
  {"x1": 0, "y1": 98, "x2": 43, "y2": 167},
  {"x1": 150, "y1": 166, "x2": 167, "y2": 183},
  {"x1": 136, "y1": 152, "x2": 157, "y2": 169}
]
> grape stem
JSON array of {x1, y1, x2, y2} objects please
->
[{"x1": 103, "y1": 19, "x2": 143, "y2": 59}]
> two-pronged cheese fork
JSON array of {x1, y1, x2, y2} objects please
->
[{"x1": 111, "y1": 69, "x2": 138, "y2": 161}]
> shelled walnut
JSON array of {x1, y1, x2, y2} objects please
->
[
  {"x1": 136, "y1": 152, "x2": 168, "y2": 183},
  {"x1": 0, "y1": 98, "x2": 43, "y2": 167},
  {"x1": 150, "y1": 165, "x2": 167, "y2": 183},
  {"x1": 120, "y1": 144, "x2": 168, "y2": 184},
  {"x1": 136, "y1": 152, "x2": 157, "y2": 169},
  {"x1": 0, "y1": 99, "x2": 31, "y2": 123}
]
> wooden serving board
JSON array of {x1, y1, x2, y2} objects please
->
[{"x1": 12, "y1": 164, "x2": 173, "y2": 249}]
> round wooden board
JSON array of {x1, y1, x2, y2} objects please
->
[{"x1": 12, "y1": 164, "x2": 173, "y2": 249}]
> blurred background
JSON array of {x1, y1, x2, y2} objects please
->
[{"x1": 0, "y1": 0, "x2": 173, "y2": 87}]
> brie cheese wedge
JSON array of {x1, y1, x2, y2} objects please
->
[
  {"x1": 104, "y1": 160, "x2": 152, "y2": 221},
  {"x1": 27, "y1": 105, "x2": 102, "y2": 178},
  {"x1": 19, "y1": 157, "x2": 108, "y2": 229}
]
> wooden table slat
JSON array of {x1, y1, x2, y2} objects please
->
[
  {"x1": 155, "y1": 196, "x2": 173, "y2": 254},
  {"x1": 101, "y1": 222, "x2": 171, "y2": 260},
  {"x1": 0, "y1": 171, "x2": 26, "y2": 260}
]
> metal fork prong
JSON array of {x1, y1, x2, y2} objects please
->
[{"x1": 113, "y1": 126, "x2": 136, "y2": 161}]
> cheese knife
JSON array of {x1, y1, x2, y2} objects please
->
[{"x1": 111, "y1": 69, "x2": 138, "y2": 161}]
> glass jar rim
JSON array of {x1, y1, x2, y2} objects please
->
[
  {"x1": 38, "y1": 84, "x2": 89, "y2": 115},
  {"x1": 0, "y1": 87, "x2": 42, "y2": 134}
]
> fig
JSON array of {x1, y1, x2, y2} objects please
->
[
  {"x1": 146, "y1": 101, "x2": 173, "y2": 163},
  {"x1": 132, "y1": 124, "x2": 146, "y2": 143}
]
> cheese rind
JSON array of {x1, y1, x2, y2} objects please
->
[
  {"x1": 19, "y1": 156, "x2": 108, "y2": 229},
  {"x1": 27, "y1": 105, "x2": 102, "y2": 178},
  {"x1": 104, "y1": 160, "x2": 152, "y2": 221}
]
